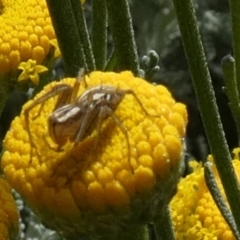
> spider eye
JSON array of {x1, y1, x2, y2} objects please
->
[
  {"x1": 105, "y1": 94, "x2": 112, "y2": 101},
  {"x1": 93, "y1": 93, "x2": 104, "y2": 101}
]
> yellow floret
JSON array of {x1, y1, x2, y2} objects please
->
[
  {"x1": 0, "y1": 178, "x2": 19, "y2": 240},
  {"x1": 18, "y1": 59, "x2": 48, "y2": 85},
  {"x1": 170, "y1": 152, "x2": 240, "y2": 240},
  {"x1": 2, "y1": 71, "x2": 187, "y2": 237}
]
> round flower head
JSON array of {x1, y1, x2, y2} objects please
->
[
  {"x1": 170, "y1": 150, "x2": 240, "y2": 240},
  {"x1": 0, "y1": 0, "x2": 56, "y2": 72},
  {"x1": 2, "y1": 71, "x2": 187, "y2": 238},
  {"x1": 0, "y1": 178, "x2": 19, "y2": 240},
  {"x1": 0, "y1": 0, "x2": 85, "y2": 73}
]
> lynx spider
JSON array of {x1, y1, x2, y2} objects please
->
[{"x1": 24, "y1": 69, "x2": 159, "y2": 170}]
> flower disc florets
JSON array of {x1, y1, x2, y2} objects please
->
[
  {"x1": 2, "y1": 71, "x2": 187, "y2": 237},
  {"x1": 170, "y1": 150, "x2": 240, "y2": 240}
]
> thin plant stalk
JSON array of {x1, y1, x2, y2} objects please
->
[
  {"x1": 221, "y1": 55, "x2": 240, "y2": 143},
  {"x1": 204, "y1": 162, "x2": 240, "y2": 240},
  {"x1": 172, "y1": 0, "x2": 240, "y2": 232},
  {"x1": 229, "y1": 0, "x2": 240, "y2": 97},
  {"x1": 106, "y1": 0, "x2": 140, "y2": 75},
  {"x1": 92, "y1": 0, "x2": 107, "y2": 70},
  {"x1": 45, "y1": 0, "x2": 86, "y2": 76},
  {"x1": 70, "y1": 0, "x2": 96, "y2": 71},
  {"x1": 155, "y1": 207, "x2": 175, "y2": 240}
]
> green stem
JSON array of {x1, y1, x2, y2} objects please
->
[
  {"x1": 45, "y1": 0, "x2": 86, "y2": 76},
  {"x1": 106, "y1": 0, "x2": 140, "y2": 75},
  {"x1": 155, "y1": 207, "x2": 175, "y2": 240},
  {"x1": 115, "y1": 224, "x2": 149, "y2": 240},
  {"x1": 105, "y1": 49, "x2": 118, "y2": 71},
  {"x1": 92, "y1": 0, "x2": 107, "y2": 70},
  {"x1": 221, "y1": 55, "x2": 240, "y2": 143},
  {"x1": 229, "y1": 0, "x2": 240, "y2": 97},
  {"x1": 204, "y1": 162, "x2": 240, "y2": 240},
  {"x1": 62, "y1": 222, "x2": 148, "y2": 240},
  {"x1": 70, "y1": 0, "x2": 96, "y2": 71},
  {"x1": 172, "y1": 0, "x2": 240, "y2": 232}
]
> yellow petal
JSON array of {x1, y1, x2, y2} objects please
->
[{"x1": 35, "y1": 65, "x2": 48, "y2": 74}]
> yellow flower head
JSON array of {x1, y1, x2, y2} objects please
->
[
  {"x1": 0, "y1": 0, "x2": 55, "y2": 72},
  {"x1": 170, "y1": 151, "x2": 240, "y2": 240},
  {"x1": 0, "y1": 178, "x2": 19, "y2": 240},
  {"x1": 2, "y1": 71, "x2": 187, "y2": 237},
  {"x1": 18, "y1": 59, "x2": 48, "y2": 85}
]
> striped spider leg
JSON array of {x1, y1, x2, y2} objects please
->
[
  {"x1": 72, "y1": 85, "x2": 160, "y2": 171},
  {"x1": 24, "y1": 69, "x2": 86, "y2": 162},
  {"x1": 25, "y1": 70, "x2": 159, "y2": 171}
]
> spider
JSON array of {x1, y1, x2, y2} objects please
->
[{"x1": 24, "y1": 70, "x2": 159, "y2": 170}]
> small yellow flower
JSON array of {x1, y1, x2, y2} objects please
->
[
  {"x1": 2, "y1": 71, "x2": 187, "y2": 238},
  {"x1": 18, "y1": 59, "x2": 48, "y2": 85},
  {"x1": 0, "y1": 178, "x2": 19, "y2": 240},
  {"x1": 170, "y1": 152, "x2": 240, "y2": 240}
]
